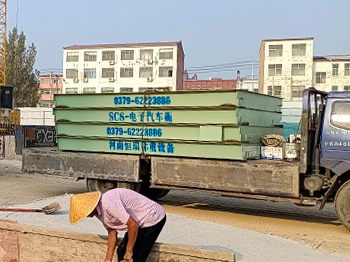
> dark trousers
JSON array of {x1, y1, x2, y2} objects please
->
[{"x1": 117, "y1": 216, "x2": 166, "y2": 262}]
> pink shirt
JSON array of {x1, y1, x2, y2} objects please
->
[{"x1": 95, "y1": 188, "x2": 166, "y2": 231}]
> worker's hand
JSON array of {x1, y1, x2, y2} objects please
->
[
  {"x1": 124, "y1": 250, "x2": 133, "y2": 261},
  {"x1": 104, "y1": 259, "x2": 112, "y2": 262}
]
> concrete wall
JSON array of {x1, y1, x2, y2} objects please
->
[
  {"x1": 2, "y1": 136, "x2": 21, "y2": 161},
  {"x1": 63, "y1": 43, "x2": 184, "y2": 93},
  {"x1": 0, "y1": 220, "x2": 235, "y2": 262}
]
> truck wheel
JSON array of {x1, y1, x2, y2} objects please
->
[
  {"x1": 335, "y1": 179, "x2": 350, "y2": 231},
  {"x1": 140, "y1": 188, "x2": 169, "y2": 200},
  {"x1": 158, "y1": 189, "x2": 170, "y2": 199},
  {"x1": 86, "y1": 179, "x2": 116, "y2": 194}
]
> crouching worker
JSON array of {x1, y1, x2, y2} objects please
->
[{"x1": 69, "y1": 188, "x2": 166, "y2": 262}]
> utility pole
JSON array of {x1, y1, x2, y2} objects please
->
[
  {"x1": 251, "y1": 61, "x2": 254, "y2": 92},
  {"x1": 49, "y1": 69, "x2": 52, "y2": 107}
]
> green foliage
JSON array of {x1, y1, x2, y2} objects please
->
[{"x1": 6, "y1": 27, "x2": 39, "y2": 107}]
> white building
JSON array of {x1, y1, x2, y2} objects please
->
[
  {"x1": 259, "y1": 37, "x2": 350, "y2": 100},
  {"x1": 62, "y1": 41, "x2": 185, "y2": 94},
  {"x1": 236, "y1": 77, "x2": 259, "y2": 93}
]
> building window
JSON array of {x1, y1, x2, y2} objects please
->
[
  {"x1": 41, "y1": 89, "x2": 51, "y2": 94},
  {"x1": 268, "y1": 64, "x2": 282, "y2": 76},
  {"x1": 66, "y1": 69, "x2": 78, "y2": 79},
  {"x1": 84, "y1": 51, "x2": 97, "y2": 62},
  {"x1": 120, "y1": 87, "x2": 133, "y2": 92},
  {"x1": 83, "y1": 87, "x2": 96, "y2": 93},
  {"x1": 159, "y1": 66, "x2": 173, "y2": 77},
  {"x1": 159, "y1": 48, "x2": 173, "y2": 59},
  {"x1": 101, "y1": 87, "x2": 115, "y2": 93},
  {"x1": 40, "y1": 100, "x2": 52, "y2": 107},
  {"x1": 292, "y1": 86, "x2": 305, "y2": 99},
  {"x1": 102, "y1": 51, "x2": 115, "y2": 61},
  {"x1": 120, "y1": 68, "x2": 133, "y2": 78},
  {"x1": 344, "y1": 86, "x2": 350, "y2": 91},
  {"x1": 267, "y1": 86, "x2": 282, "y2": 97},
  {"x1": 66, "y1": 52, "x2": 79, "y2": 62},
  {"x1": 84, "y1": 68, "x2": 96, "y2": 78},
  {"x1": 269, "y1": 45, "x2": 283, "y2": 57},
  {"x1": 291, "y1": 64, "x2": 305, "y2": 76},
  {"x1": 292, "y1": 44, "x2": 306, "y2": 56},
  {"x1": 345, "y1": 64, "x2": 350, "y2": 76},
  {"x1": 139, "y1": 87, "x2": 157, "y2": 92},
  {"x1": 40, "y1": 78, "x2": 61, "y2": 84},
  {"x1": 140, "y1": 49, "x2": 153, "y2": 60},
  {"x1": 65, "y1": 88, "x2": 78, "y2": 94},
  {"x1": 121, "y1": 50, "x2": 134, "y2": 60},
  {"x1": 102, "y1": 68, "x2": 115, "y2": 78},
  {"x1": 332, "y1": 64, "x2": 339, "y2": 76},
  {"x1": 332, "y1": 86, "x2": 338, "y2": 91},
  {"x1": 40, "y1": 78, "x2": 50, "y2": 84},
  {"x1": 331, "y1": 101, "x2": 350, "y2": 130},
  {"x1": 139, "y1": 67, "x2": 153, "y2": 78},
  {"x1": 316, "y1": 72, "x2": 326, "y2": 83}
]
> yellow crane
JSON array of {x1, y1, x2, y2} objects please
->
[{"x1": 0, "y1": 0, "x2": 19, "y2": 138}]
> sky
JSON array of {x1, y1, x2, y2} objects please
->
[{"x1": 6, "y1": 0, "x2": 350, "y2": 80}]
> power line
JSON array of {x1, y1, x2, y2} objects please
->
[
  {"x1": 187, "y1": 65, "x2": 258, "y2": 74},
  {"x1": 186, "y1": 63, "x2": 253, "y2": 72},
  {"x1": 188, "y1": 66, "x2": 256, "y2": 74},
  {"x1": 186, "y1": 60, "x2": 258, "y2": 69}
]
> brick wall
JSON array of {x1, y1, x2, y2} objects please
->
[{"x1": 183, "y1": 79, "x2": 237, "y2": 90}]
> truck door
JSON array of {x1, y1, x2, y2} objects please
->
[{"x1": 320, "y1": 93, "x2": 350, "y2": 175}]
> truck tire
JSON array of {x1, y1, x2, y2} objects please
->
[
  {"x1": 86, "y1": 179, "x2": 116, "y2": 194},
  {"x1": 140, "y1": 188, "x2": 169, "y2": 200},
  {"x1": 335, "y1": 179, "x2": 350, "y2": 231}
]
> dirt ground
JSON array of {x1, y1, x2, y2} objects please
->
[{"x1": 1, "y1": 159, "x2": 349, "y2": 257}]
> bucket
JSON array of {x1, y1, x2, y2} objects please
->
[{"x1": 282, "y1": 143, "x2": 300, "y2": 162}]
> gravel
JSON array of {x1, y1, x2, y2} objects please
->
[{"x1": 0, "y1": 194, "x2": 349, "y2": 262}]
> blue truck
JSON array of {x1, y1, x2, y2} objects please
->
[{"x1": 22, "y1": 87, "x2": 350, "y2": 231}]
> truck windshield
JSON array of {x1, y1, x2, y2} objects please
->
[{"x1": 331, "y1": 101, "x2": 350, "y2": 130}]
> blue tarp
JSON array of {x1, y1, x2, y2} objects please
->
[{"x1": 283, "y1": 122, "x2": 300, "y2": 139}]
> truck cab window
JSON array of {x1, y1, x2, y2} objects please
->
[{"x1": 331, "y1": 101, "x2": 350, "y2": 130}]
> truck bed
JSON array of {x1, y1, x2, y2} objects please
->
[{"x1": 22, "y1": 148, "x2": 300, "y2": 198}]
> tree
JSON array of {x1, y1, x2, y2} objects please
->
[{"x1": 6, "y1": 27, "x2": 39, "y2": 107}]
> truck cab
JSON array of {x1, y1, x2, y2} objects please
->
[{"x1": 320, "y1": 92, "x2": 350, "y2": 175}]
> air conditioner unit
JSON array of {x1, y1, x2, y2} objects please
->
[
  {"x1": 148, "y1": 59, "x2": 153, "y2": 65},
  {"x1": 109, "y1": 78, "x2": 115, "y2": 82},
  {"x1": 109, "y1": 60, "x2": 115, "y2": 65},
  {"x1": 84, "y1": 78, "x2": 88, "y2": 83},
  {"x1": 73, "y1": 78, "x2": 79, "y2": 83},
  {"x1": 147, "y1": 77, "x2": 153, "y2": 82}
]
